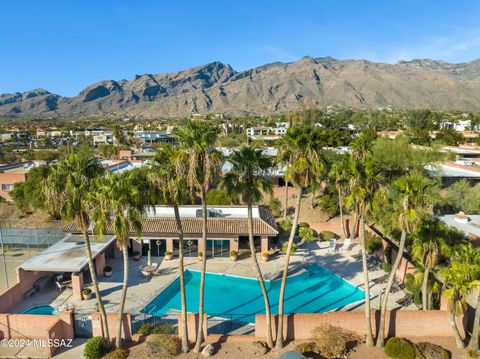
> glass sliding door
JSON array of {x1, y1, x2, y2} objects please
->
[{"x1": 206, "y1": 239, "x2": 230, "y2": 258}]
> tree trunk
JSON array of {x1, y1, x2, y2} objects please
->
[
  {"x1": 350, "y1": 212, "x2": 358, "y2": 240},
  {"x1": 422, "y1": 267, "x2": 430, "y2": 311},
  {"x1": 359, "y1": 216, "x2": 374, "y2": 346},
  {"x1": 450, "y1": 312, "x2": 465, "y2": 349},
  {"x1": 115, "y1": 246, "x2": 129, "y2": 348},
  {"x1": 376, "y1": 230, "x2": 407, "y2": 347},
  {"x1": 247, "y1": 199, "x2": 273, "y2": 347},
  {"x1": 276, "y1": 187, "x2": 303, "y2": 349},
  {"x1": 83, "y1": 229, "x2": 110, "y2": 347},
  {"x1": 174, "y1": 204, "x2": 189, "y2": 353},
  {"x1": 194, "y1": 189, "x2": 208, "y2": 353},
  {"x1": 338, "y1": 190, "x2": 348, "y2": 239},
  {"x1": 283, "y1": 178, "x2": 289, "y2": 220},
  {"x1": 470, "y1": 290, "x2": 480, "y2": 352}
]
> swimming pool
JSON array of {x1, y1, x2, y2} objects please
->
[
  {"x1": 142, "y1": 264, "x2": 364, "y2": 321},
  {"x1": 22, "y1": 305, "x2": 59, "y2": 315}
]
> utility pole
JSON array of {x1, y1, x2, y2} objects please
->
[{"x1": 0, "y1": 225, "x2": 9, "y2": 288}]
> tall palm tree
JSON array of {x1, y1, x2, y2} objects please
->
[
  {"x1": 345, "y1": 158, "x2": 382, "y2": 346},
  {"x1": 329, "y1": 155, "x2": 351, "y2": 239},
  {"x1": 440, "y1": 249, "x2": 480, "y2": 349},
  {"x1": 148, "y1": 143, "x2": 190, "y2": 352},
  {"x1": 411, "y1": 219, "x2": 452, "y2": 310},
  {"x1": 275, "y1": 126, "x2": 325, "y2": 349},
  {"x1": 376, "y1": 173, "x2": 436, "y2": 347},
  {"x1": 42, "y1": 153, "x2": 111, "y2": 345},
  {"x1": 91, "y1": 170, "x2": 145, "y2": 348},
  {"x1": 275, "y1": 138, "x2": 291, "y2": 220},
  {"x1": 176, "y1": 121, "x2": 221, "y2": 353},
  {"x1": 220, "y1": 146, "x2": 274, "y2": 347}
]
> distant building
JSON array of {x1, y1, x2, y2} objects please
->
[
  {"x1": 438, "y1": 213, "x2": 480, "y2": 246},
  {"x1": 246, "y1": 122, "x2": 290, "y2": 141},
  {"x1": 0, "y1": 162, "x2": 46, "y2": 201}
]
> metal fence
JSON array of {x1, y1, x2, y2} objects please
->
[
  {"x1": 130, "y1": 313, "x2": 178, "y2": 334},
  {"x1": 206, "y1": 314, "x2": 256, "y2": 335}
]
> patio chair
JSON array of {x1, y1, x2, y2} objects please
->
[
  {"x1": 395, "y1": 293, "x2": 413, "y2": 307},
  {"x1": 55, "y1": 281, "x2": 67, "y2": 292},
  {"x1": 327, "y1": 239, "x2": 337, "y2": 253},
  {"x1": 339, "y1": 237, "x2": 351, "y2": 251}
]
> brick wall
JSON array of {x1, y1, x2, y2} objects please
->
[
  {"x1": 255, "y1": 311, "x2": 464, "y2": 340},
  {"x1": 0, "y1": 269, "x2": 51, "y2": 312},
  {"x1": 91, "y1": 311, "x2": 132, "y2": 342}
]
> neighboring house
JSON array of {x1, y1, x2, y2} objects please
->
[
  {"x1": 426, "y1": 163, "x2": 480, "y2": 186},
  {"x1": 0, "y1": 162, "x2": 45, "y2": 201},
  {"x1": 438, "y1": 213, "x2": 480, "y2": 247},
  {"x1": 246, "y1": 123, "x2": 289, "y2": 140}
]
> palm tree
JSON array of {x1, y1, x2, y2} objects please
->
[
  {"x1": 329, "y1": 155, "x2": 351, "y2": 239},
  {"x1": 220, "y1": 146, "x2": 274, "y2": 347},
  {"x1": 275, "y1": 126, "x2": 326, "y2": 349},
  {"x1": 440, "y1": 248, "x2": 480, "y2": 349},
  {"x1": 376, "y1": 172, "x2": 436, "y2": 347},
  {"x1": 411, "y1": 219, "x2": 452, "y2": 310},
  {"x1": 148, "y1": 144, "x2": 190, "y2": 352},
  {"x1": 176, "y1": 121, "x2": 221, "y2": 353},
  {"x1": 42, "y1": 153, "x2": 111, "y2": 345},
  {"x1": 275, "y1": 138, "x2": 291, "y2": 220},
  {"x1": 345, "y1": 158, "x2": 382, "y2": 346},
  {"x1": 91, "y1": 170, "x2": 145, "y2": 348}
]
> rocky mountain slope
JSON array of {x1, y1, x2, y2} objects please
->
[{"x1": 2, "y1": 57, "x2": 480, "y2": 117}]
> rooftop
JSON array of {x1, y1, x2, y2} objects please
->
[
  {"x1": 18, "y1": 234, "x2": 115, "y2": 272},
  {"x1": 426, "y1": 164, "x2": 480, "y2": 178},
  {"x1": 63, "y1": 205, "x2": 279, "y2": 236},
  {"x1": 438, "y1": 214, "x2": 480, "y2": 238}
]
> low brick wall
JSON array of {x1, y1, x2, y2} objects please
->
[
  {"x1": 0, "y1": 269, "x2": 51, "y2": 313},
  {"x1": 255, "y1": 311, "x2": 463, "y2": 341},
  {"x1": 91, "y1": 311, "x2": 133, "y2": 342}
]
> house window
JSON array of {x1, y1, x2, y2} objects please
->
[{"x1": 1, "y1": 184, "x2": 14, "y2": 191}]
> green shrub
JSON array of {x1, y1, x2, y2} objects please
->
[
  {"x1": 319, "y1": 230, "x2": 336, "y2": 241},
  {"x1": 366, "y1": 235, "x2": 382, "y2": 255},
  {"x1": 385, "y1": 246, "x2": 393, "y2": 264},
  {"x1": 145, "y1": 334, "x2": 181, "y2": 357},
  {"x1": 102, "y1": 348, "x2": 129, "y2": 359},
  {"x1": 137, "y1": 323, "x2": 176, "y2": 335},
  {"x1": 311, "y1": 325, "x2": 355, "y2": 358},
  {"x1": 299, "y1": 227, "x2": 314, "y2": 242},
  {"x1": 382, "y1": 262, "x2": 392, "y2": 273},
  {"x1": 384, "y1": 337, "x2": 415, "y2": 359},
  {"x1": 84, "y1": 337, "x2": 107, "y2": 359},
  {"x1": 279, "y1": 217, "x2": 293, "y2": 232},
  {"x1": 230, "y1": 250, "x2": 238, "y2": 256},
  {"x1": 414, "y1": 342, "x2": 450, "y2": 359},
  {"x1": 298, "y1": 222, "x2": 310, "y2": 228},
  {"x1": 282, "y1": 242, "x2": 297, "y2": 254}
]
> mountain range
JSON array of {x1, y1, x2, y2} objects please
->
[{"x1": 2, "y1": 56, "x2": 480, "y2": 118}]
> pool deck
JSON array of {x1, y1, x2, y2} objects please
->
[{"x1": 9, "y1": 242, "x2": 416, "y2": 316}]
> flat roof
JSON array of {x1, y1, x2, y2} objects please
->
[
  {"x1": 18, "y1": 234, "x2": 115, "y2": 272},
  {"x1": 426, "y1": 164, "x2": 480, "y2": 178},
  {"x1": 438, "y1": 214, "x2": 480, "y2": 238}
]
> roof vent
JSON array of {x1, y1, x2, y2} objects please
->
[{"x1": 454, "y1": 212, "x2": 470, "y2": 224}]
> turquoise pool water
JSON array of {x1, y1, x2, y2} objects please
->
[
  {"x1": 23, "y1": 305, "x2": 59, "y2": 315},
  {"x1": 142, "y1": 264, "x2": 364, "y2": 321}
]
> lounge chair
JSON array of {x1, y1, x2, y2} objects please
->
[
  {"x1": 395, "y1": 293, "x2": 413, "y2": 307},
  {"x1": 328, "y1": 239, "x2": 337, "y2": 253},
  {"x1": 339, "y1": 237, "x2": 351, "y2": 251}
]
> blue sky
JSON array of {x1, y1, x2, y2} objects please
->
[{"x1": 1, "y1": 0, "x2": 480, "y2": 96}]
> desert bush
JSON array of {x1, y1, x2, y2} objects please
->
[
  {"x1": 414, "y1": 342, "x2": 450, "y2": 359},
  {"x1": 145, "y1": 334, "x2": 181, "y2": 357},
  {"x1": 137, "y1": 323, "x2": 176, "y2": 335},
  {"x1": 311, "y1": 325, "x2": 358, "y2": 358},
  {"x1": 319, "y1": 230, "x2": 336, "y2": 241},
  {"x1": 384, "y1": 337, "x2": 415, "y2": 359},
  {"x1": 84, "y1": 337, "x2": 107, "y2": 359},
  {"x1": 279, "y1": 216, "x2": 293, "y2": 232},
  {"x1": 294, "y1": 341, "x2": 317, "y2": 354},
  {"x1": 102, "y1": 348, "x2": 129, "y2": 359}
]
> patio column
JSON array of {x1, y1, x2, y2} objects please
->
[
  {"x1": 198, "y1": 238, "x2": 205, "y2": 257},
  {"x1": 72, "y1": 272, "x2": 84, "y2": 301},
  {"x1": 230, "y1": 237, "x2": 239, "y2": 254},
  {"x1": 166, "y1": 238, "x2": 173, "y2": 255},
  {"x1": 261, "y1": 236, "x2": 269, "y2": 253},
  {"x1": 95, "y1": 252, "x2": 106, "y2": 277}
]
